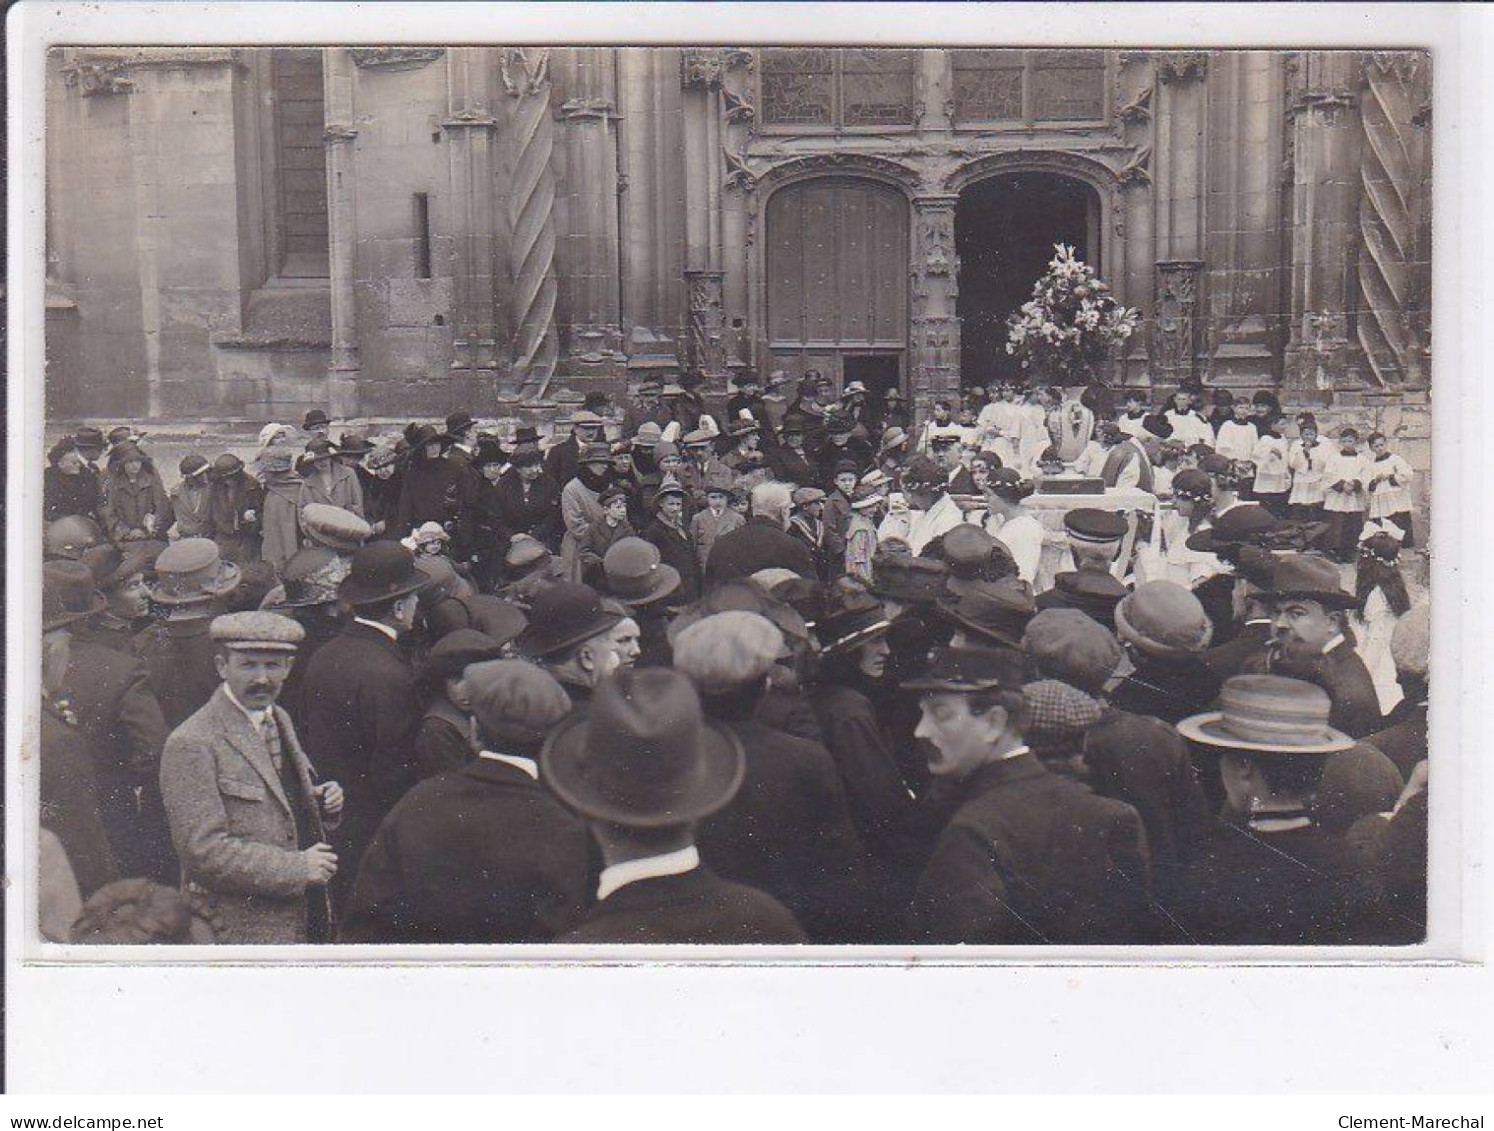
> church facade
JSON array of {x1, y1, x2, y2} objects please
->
[{"x1": 45, "y1": 46, "x2": 1431, "y2": 431}]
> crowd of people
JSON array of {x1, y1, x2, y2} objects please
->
[{"x1": 38, "y1": 368, "x2": 1428, "y2": 946}]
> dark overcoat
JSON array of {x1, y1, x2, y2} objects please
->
[
  {"x1": 493, "y1": 470, "x2": 562, "y2": 548},
  {"x1": 811, "y1": 680, "x2": 918, "y2": 865},
  {"x1": 65, "y1": 636, "x2": 174, "y2": 880},
  {"x1": 557, "y1": 865, "x2": 808, "y2": 945},
  {"x1": 641, "y1": 516, "x2": 702, "y2": 604},
  {"x1": 704, "y1": 516, "x2": 818, "y2": 588},
  {"x1": 135, "y1": 617, "x2": 221, "y2": 730},
  {"x1": 41, "y1": 702, "x2": 120, "y2": 898},
  {"x1": 697, "y1": 714, "x2": 870, "y2": 942},
  {"x1": 1246, "y1": 639, "x2": 1384, "y2": 739},
  {"x1": 909, "y1": 753, "x2": 1152, "y2": 944},
  {"x1": 301, "y1": 620, "x2": 421, "y2": 895},
  {"x1": 340, "y1": 756, "x2": 593, "y2": 944},
  {"x1": 1108, "y1": 654, "x2": 1224, "y2": 728}
]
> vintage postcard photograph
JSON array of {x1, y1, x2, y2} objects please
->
[{"x1": 16, "y1": 24, "x2": 1452, "y2": 962}]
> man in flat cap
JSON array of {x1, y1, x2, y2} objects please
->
[
  {"x1": 159, "y1": 611, "x2": 343, "y2": 944},
  {"x1": 903, "y1": 647, "x2": 1151, "y2": 944},
  {"x1": 342, "y1": 660, "x2": 591, "y2": 944}
]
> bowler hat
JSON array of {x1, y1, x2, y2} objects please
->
[
  {"x1": 602, "y1": 537, "x2": 682, "y2": 608},
  {"x1": 73, "y1": 426, "x2": 106, "y2": 454},
  {"x1": 513, "y1": 582, "x2": 623, "y2": 659},
  {"x1": 444, "y1": 411, "x2": 475, "y2": 437},
  {"x1": 1114, "y1": 581, "x2": 1214, "y2": 658},
  {"x1": 303, "y1": 409, "x2": 331, "y2": 430},
  {"x1": 510, "y1": 442, "x2": 543, "y2": 467},
  {"x1": 651, "y1": 476, "x2": 688, "y2": 507},
  {"x1": 902, "y1": 645, "x2": 1026, "y2": 694},
  {"x1": 1268, "y1": 553, "x2": 1358, "y2": 610},
  {"x1": 937, "y1": 578, "x2": 1037, "y2": 650},
  {"x1": 407, "y1": 423, "x2": 442, "y2": 450},
  {"x1": 43, "y1": 559, "x2": 106, "y2": 631},
  {"x1": 541, "y1": 668, "x2": 745, "y2": 827},
  {"x1": 580, "y1": 442, "x2": 613, "y2": 465},
  {"x1": 1177, "y1": 674, "x2": 1353, "y2": 755},
  {"x1": 337, "y1": 542, "x2": 429, "y2": 606},
  {"x1": 148, "y1": 538, "x2": 242, "y2": 607}
]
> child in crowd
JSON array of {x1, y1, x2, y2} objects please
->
[
  {"x1": 1322, "y1": 425, "x2": 1369, "y2": 561},
  {"x1": 1365, "y1": 431, "x2": 1416, "y2": 548},
  {"x1": 1286, "y1": 412, "x2": 1327, "y2": 523},
  {"x1": 1249, "y1": 412, "x2": 1291, "y2": 516}
]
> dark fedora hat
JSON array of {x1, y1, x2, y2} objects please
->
[
  {"x1": 444, "y1": 410, "x2": 475, "y2": 437},
  {"x1": 902, "y1": 645, "x2": 1026, "y2": 694},
  {"x1": 1185, "y1": 503, "x2": 1281, "y2": 553},
  {"x1": 303, "y1": 408, "x2": 331, "y2": 429},
  {"x1": 43, "y1": 559, "x2": 106, "y2": 631},
  {"x1": 337, "y1": 542, "x2": 429, "y2": 607},
  {"x1": 1177, "y1": 674, "x2": 1353, "y2": 755},
  {"x1": 336, "y1": 430, "x2": 376, "y2": 455},
  {"x1": 541, "y1": 668, "x2": 745, "y2": 828},
  {"x1": 513, "y1": 582, "x2": 623, "y2": 659},
  {"x1": 936, "y1": 577, "x2": 1037, "y2": 650},
  {"x1": 1268, "y1": 553, "x2": 1358, "y2": 610},
  {"x1": 72, "y1": 426, "x2": 106, "y2": 454},
  {"x1": 406, "y1": 423, "x2": 442, "y2": 450},
  {"x1": 602, "y1": 537, "x2": 682, "y2": 609},
  {"x1": 423, "y1": 628, "x2": 508, "y2": 681}
]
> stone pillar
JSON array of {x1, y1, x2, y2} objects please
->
[
  {"x1": 680, "y1": 49, "x2": 728, "y2": 395},
  {"x1": 1282, "y1": 50, "x2": 1362, "y2": 396},
  {"x1": 441, "y1": 48, "x2": 502, "y2": 387},
  {"x1": 1151, "y1": 51, "x2": 1209, "y2": 385},
  {"x1": 558, "y1": 47, "x2": 624, "y2": 378},
  {"x1": 910, "y1": 194, "x2": 961, "y2": 417},
  {"x1": 1115, "y1": 51, "x2": 1157, "y2": 386},
  {"x1": 501, "y1": 48, "x2": 560, "y2": 401},
  {"x1": 1354, "y1": 50, "x2": 1431, "y2": 389},
  {"x1": 684, "y1": 269, "x2": 727, "y2": 380},
  {"x1": 323, "y1": 48, "x2": 361, "y2": 417}
]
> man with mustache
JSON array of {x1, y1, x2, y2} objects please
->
[
  {"x1": 1246, "y1": 552, "x2": 1383, "y2": 739},
  {"x1": 159, "y1": 611, "x2": 344, "y2": 944}
]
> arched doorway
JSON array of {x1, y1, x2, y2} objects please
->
[
  {"x1": 955, "y1": 172, "x2": 1101, "y2": 389},
  {"x1": 765, "y1": 177, "x2": 909, "y2": 399}
]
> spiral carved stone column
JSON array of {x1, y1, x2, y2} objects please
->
[
  {"x1": 502, "y1": 48, "x2": 559, "y2": 400},
  {"x1": 1355, "y1": 51, "x2": 1427, "y2": 388}
]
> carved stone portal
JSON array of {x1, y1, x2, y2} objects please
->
[{"x1": 1153, "y1": 260, "x2": 1204, "y2": 385}]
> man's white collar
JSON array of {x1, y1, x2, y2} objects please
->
[
  {"x1": 478, "y1": 750, "x2": 538, "y2": 781},
  {"x1": 354, "y1": 616, "x2": 400, "y2": 642},
  {"x1": 597, "y1": 845, "x2": 701, "y2": 900}
]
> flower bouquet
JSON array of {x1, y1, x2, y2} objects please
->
[{"x1": 1005, "y1": 243, "x2": 1139, "y2": 387}]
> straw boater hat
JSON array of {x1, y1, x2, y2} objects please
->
[
  {"x1": 1177, "y1": 674, "x2": 1354, "y2": 755},
  {"x1": 148, "y1": 539, "x2": 242, "y2": 610},
  {"x1": 541, "y1": 668, "x2": 746, "y2": 828}
]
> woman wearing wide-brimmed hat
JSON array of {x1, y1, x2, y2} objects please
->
[
  {"x1": 101, "y1": 440, "x2": 174, "y2": 544},
  {"x1": 45, "y1": 436, "x2": 104, "y2": 525}
]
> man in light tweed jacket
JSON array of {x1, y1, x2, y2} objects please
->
[{"x1": 159, "y1": 612, "x2": 344, "y2": 944}]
